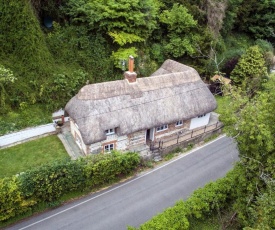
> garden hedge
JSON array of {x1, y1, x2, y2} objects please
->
[{"x1": 0, "y1": 151, "x2": 140, "y2": 222}]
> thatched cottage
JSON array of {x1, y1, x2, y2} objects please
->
[{"x1": 65, "y1": 58, "x2": 217, "y2": 156}]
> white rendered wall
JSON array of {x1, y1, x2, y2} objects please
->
[
  {"x1": 189, "y1": 113, "x2": 210, "y2": 130},
  {"x1": 70, "y1": 120, "x2": 87, "y2": 155}
]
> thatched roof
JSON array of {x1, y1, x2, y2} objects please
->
[{"x1": 65, "y1": 59, "x2": 217, "y2": 145}]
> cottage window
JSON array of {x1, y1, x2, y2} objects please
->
[
  {"x1": 105, "y1": 128, "x2": 115, "y2": 135},
  {"x1": 156, "y1": 124, "x2": 168, "y2": 132},
  {"x1": 198, "y1": 114, "x2": 206, "y2": 118},
  {"x1": 104, "y1": 143, "x2": 114, "y2": 152},
  {"x1": 175, "y1": 120, "x2": 183, "y2": 127}
]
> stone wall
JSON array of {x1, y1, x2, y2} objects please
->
[{"x1": 128, "y1": 130, "x2": 146, "y2": 146}]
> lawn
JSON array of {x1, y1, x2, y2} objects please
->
[{"x1": 0, "y1": 135, "x2": 70, "y2": 178}]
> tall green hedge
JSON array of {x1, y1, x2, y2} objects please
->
[{"x1": 0, "y1": 151, "x2": 140, "y2": 222}]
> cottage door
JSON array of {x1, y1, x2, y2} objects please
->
[{"x1": 146, "y1": 128, "x2": 154, "y2": 142}]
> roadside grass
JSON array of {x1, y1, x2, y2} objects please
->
[{"x1": 0, "y1": 135, "x2": 70, "y2": 178}]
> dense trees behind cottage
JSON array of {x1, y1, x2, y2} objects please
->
[
  {"x1": 0, "y1": 1, "x2": 275, "y2": 228},
  {"x1": 0, "y1": 0, "x2": 274, "y2": 117}
]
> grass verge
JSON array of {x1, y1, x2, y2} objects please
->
[{"x1": 0, "y1": 135, "x2": 69, "y2": 178}]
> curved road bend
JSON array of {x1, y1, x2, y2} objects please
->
[{"x1": 7, "y1": 135, "x2": 239, "y2": 230}]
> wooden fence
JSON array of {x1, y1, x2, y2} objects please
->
[{"x1": 150, "y1": 121, "x2": 223, "y2": 151}]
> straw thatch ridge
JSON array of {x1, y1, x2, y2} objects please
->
[{"x1": 65, "y1": 59, "x2": 217, "y2": 145}]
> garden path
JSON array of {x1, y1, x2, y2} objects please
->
[{"x1": 0, "y1": 124, "x2": 56, "y2": 149}]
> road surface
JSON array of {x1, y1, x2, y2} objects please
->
[{"x1": 7, "y1": 135, "x2": 239, "y2": 230}]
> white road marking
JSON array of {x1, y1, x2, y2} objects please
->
[{"x1": 19, "y1": 134, "x2": 227, "y2": 230}]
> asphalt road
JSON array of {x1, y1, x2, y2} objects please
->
[{"x1": 7, "y1": 135, "x2": 239, "y2": 230}]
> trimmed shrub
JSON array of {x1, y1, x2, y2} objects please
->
[
  {"x1": 0, "y1": 151, "x2": 140, "y2": 223},
  {"x1": 0, "y1": 177, "x2": 36, "y2": 221}
]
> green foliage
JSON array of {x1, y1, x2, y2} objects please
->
[
  {"x1": 231, "y1": 45, "x2": 268, "y2": 95},
  {"x1": 19, "y1": 159, "x2": 85, "y2": 201},
  {"x1": 221, "y1": 0, "x2": 244, "y2": 36},
  {"x1": 150, "y1": 43, "x2": 165, "y2": 64},
  {"x1": 44, "y1": 69, "x2": 87, "y2": 109},
  {"x1": 220, "y1": 78, "x2": 275, "y2": 227},
  {"x1": 137, "y1": 202, "x2": 190, "y2": 230},
  {"x1": 0, "y1": 0, "x2": 53, "y2": 110},
  {"x1": 65, "y1": 0, "x2": 160, "y2": 40},
  {"x1": 108, "y1": 32, "x2": 144, "y2": 46},
  {"x1": 0, "y1": 177, "x2": 35, "y2": 221},
  {"x1": 0, "y1": 105, "x2": 52, "y2": 136},
  {"x1": 0, "y1": 151, "x2": 140, "y2": 222},
  {"x1": 0, "y1": 65, "x2": 16, "y2": 113},
  {"x1": 233, "y1": 0, "x2": 275, "y2": 43},
  {"x1": 159, "y1": 4, "x2": 199, "y2": 57},
  {"x1": 246, "y1": 182, "x2": 275, "y2": 229},
  {"x1": 46, "y1": 24, "x2": 114, "y2": 82},
  {"x1": 111, "y1": 48, "x2": 138, "y2": 69},
  {"x1": 220, "y1": 34, "x2": 253, "y2": 77},
  {"x1": 254, "y1": 39, "x2": 274, "y2": 70}
]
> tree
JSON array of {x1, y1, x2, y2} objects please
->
[
  {"x1": 233, "y1": 0, "x2": 275, "y2": 43},
  {"x1": 65, "y1": 0, "x2": 160, "y2": 68},
  {"x1": 219, "y1": 78, "x2": 275, "y2": 227},
  {"x1": 159, "y1": 3, "x2": 200, "y2": 57},
  {"x1": 230, "y1": 46, "x2": 268, "y2": 96}
]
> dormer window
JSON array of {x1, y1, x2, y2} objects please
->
[
  {"x1": 105, "y1": 128, "x2": 115, "y2": 135},
  {"x1": 175, "y1": 120, "x2": 183, "y2": 127}
]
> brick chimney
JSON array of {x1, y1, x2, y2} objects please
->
[{"x1": 124, "y1": 55, "x2": 137, "y2": 83}]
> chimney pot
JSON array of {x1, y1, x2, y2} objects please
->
[
  {"x1": 124, "y1": 55, "x2": 137, "y2": 83},
  {"x1": 128, "y1": 55, "x2": 134, "y2": 72}
]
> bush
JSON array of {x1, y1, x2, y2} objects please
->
[
  {"x1": 0, "y1": 177, "x2": 35, "y2": 221},
  {"x1": 0, "y1": 151, "x2": 140, "y2": 222}
]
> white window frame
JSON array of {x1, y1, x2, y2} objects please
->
[
  {"x1": 104, "y1": 143, "x2": 114, "y2": 152},
  {"x1": 105, "y1": 128, "x2": 115, "y2": 135},
  {"x1": 175, "y1": 120, "x2": 183, "y2": 127},
  {"x1": 156, "y1": 124, "x2": 168, "y2": 132}
]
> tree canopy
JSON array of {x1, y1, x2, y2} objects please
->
[{"x1": 230, "y1": 46, "x2": 268, "y2": 96}]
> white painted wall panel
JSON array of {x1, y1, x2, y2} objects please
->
[
  {"x1": 189, "y1": 113, "x2": 210, "y2": 129},
  {"x1": 70, "y1": 120, "x2": 87, "y2": 155}
]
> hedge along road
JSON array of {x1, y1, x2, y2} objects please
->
[{"x1": 7, "y1": 135, "x2": 239, "y2": 230}]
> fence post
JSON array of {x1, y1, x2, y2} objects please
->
[
  {"x1": 191, "y1": 130, "x2": 193, "y2": 138},
  {"x1": 159, "y1": 140, "x2": 161, "y2": 149},
  {"x1": 162, "y1": 141, "x2": 163, "y2": 149},
  {"x1": 204, "y1": 125, "x2": 206, "y2": 133},
  {"x1": 177, "y1": 134, "x2": 179, "y2": 144}
]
